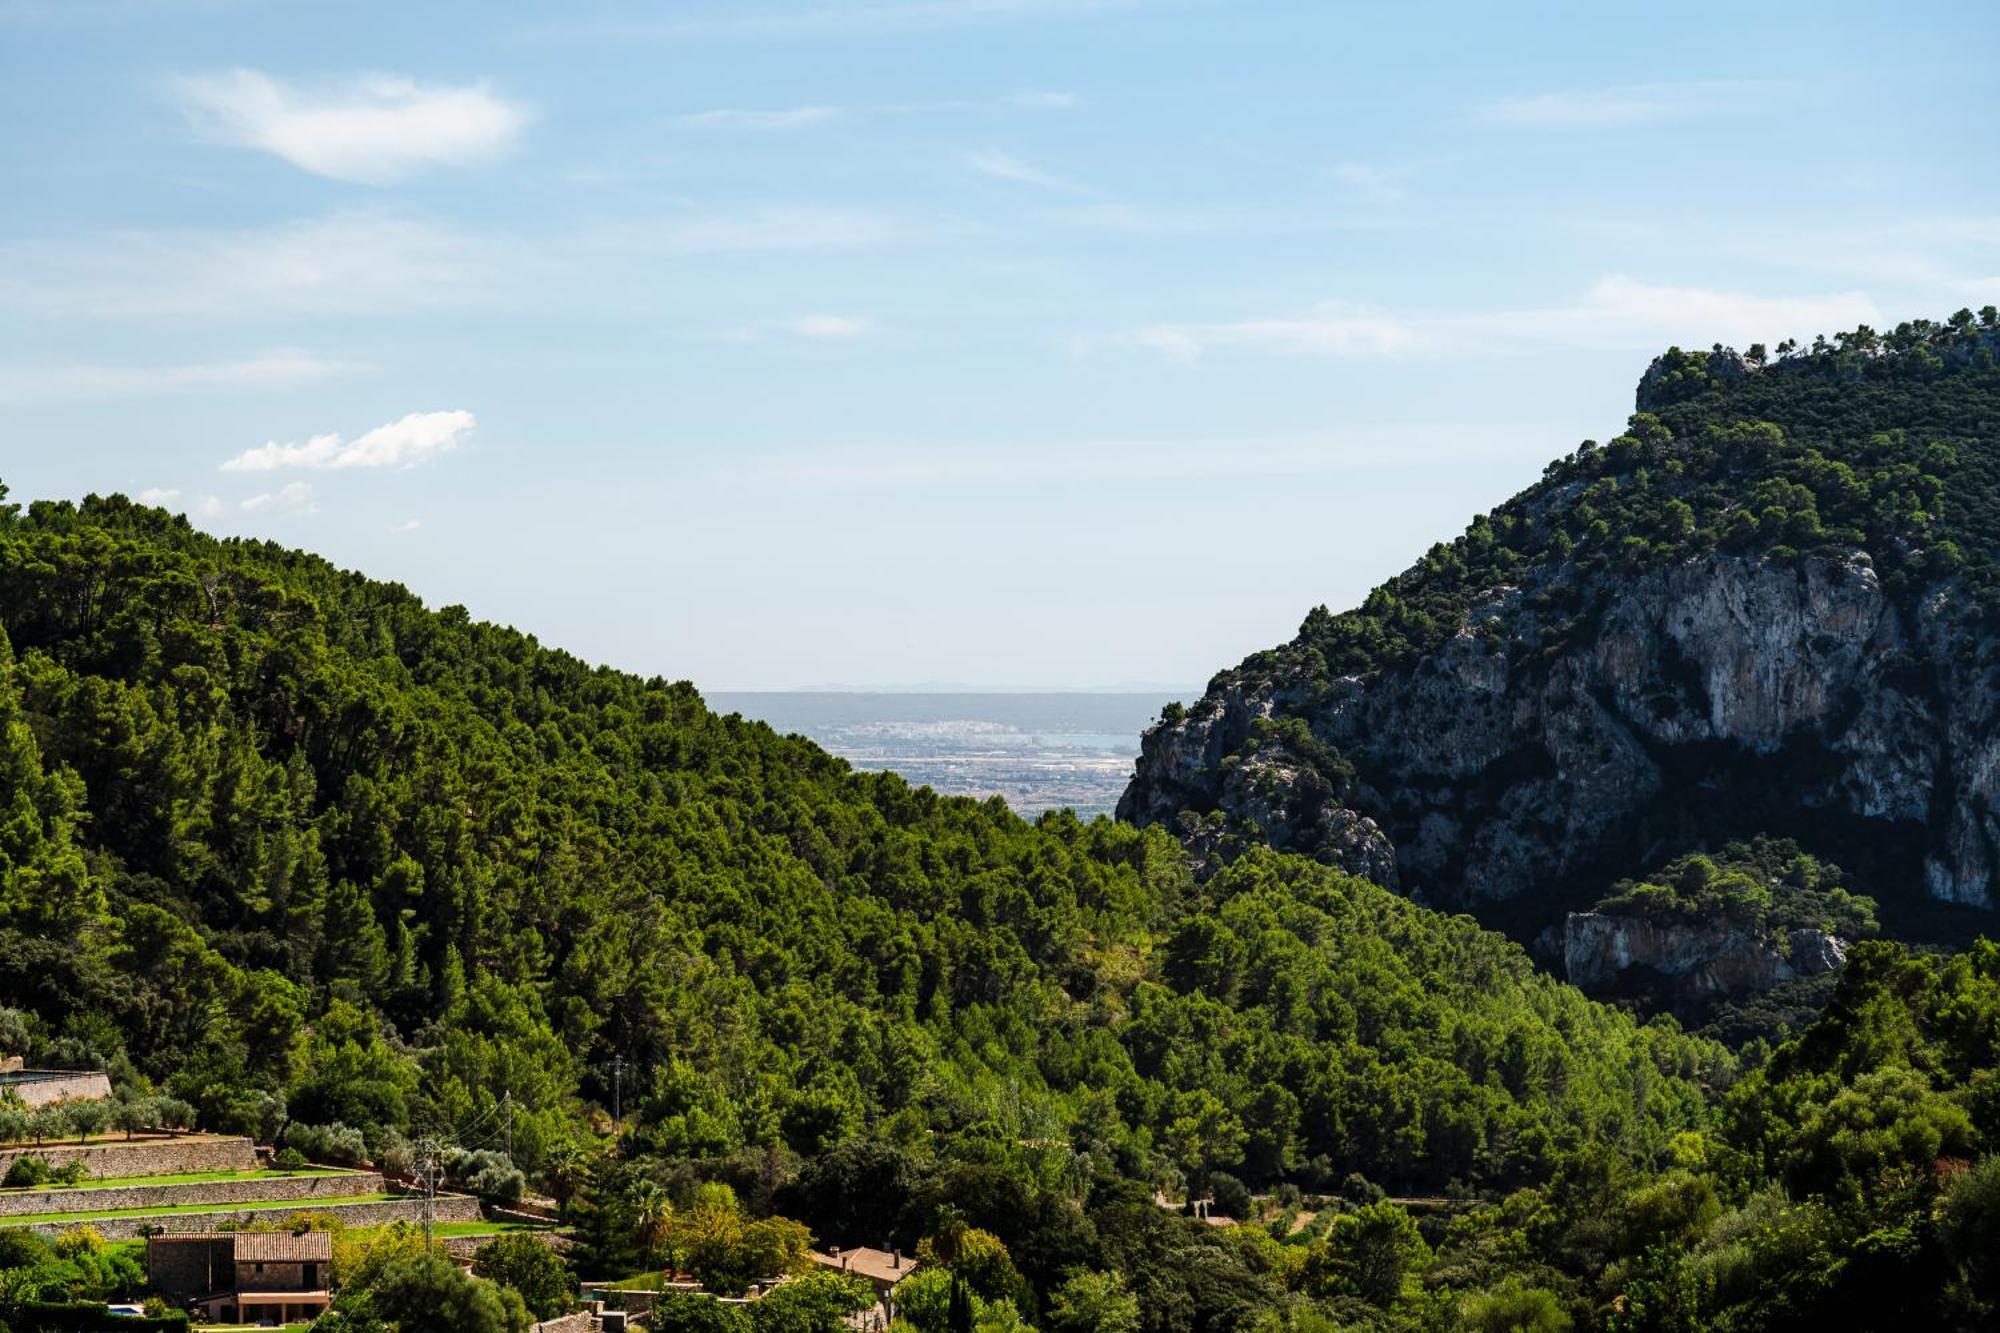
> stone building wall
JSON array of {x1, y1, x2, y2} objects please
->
[{"x1": 0, "y1": 1071, "x2": 113, "y2": 1108}]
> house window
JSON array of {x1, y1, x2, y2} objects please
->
[
  {"x1": 305, "y1": 1262, "x2": 319, "y2": 1287},
  {"x1": 254, "y1": 1262, "x2": 264, "y2": 1274}
]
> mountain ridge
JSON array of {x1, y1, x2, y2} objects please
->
[{"x1": 1121, "y1": 310, "x2": 2000, "y2": 945}]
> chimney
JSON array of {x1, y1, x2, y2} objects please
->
[{"x1": 893, "y1": 1248, "x2": 902, "y2": 1269}]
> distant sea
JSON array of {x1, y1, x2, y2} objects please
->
[{"x1": 706, "y1": 692, "x2": 1191, "y2": 818}]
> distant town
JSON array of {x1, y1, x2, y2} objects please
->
[{"x1": 709, "y1": 693, "x2": 1186, "y2": 818}]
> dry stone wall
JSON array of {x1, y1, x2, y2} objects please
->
[
  {"x1": 11, "y1": 1191, "x2": 479, "y2": 1240},
  {"x1": 0, "y1": 1135, "x2": 258, "y2": 1180},
  {"x1": 0, "y1": 1170, "x2": 384, "y2": 1217}
]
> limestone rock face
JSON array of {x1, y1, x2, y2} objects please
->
[
  {"x1": 1561, "y1": 911, "x2": 1846, "y2": 1002},
  {"x1": 1121, "y1": 548, "x2": 2000, "y2": 917}
]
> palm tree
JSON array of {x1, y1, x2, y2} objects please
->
[{"x1": 630, "y1": 1178, "x2": 674, "y2": 1269}]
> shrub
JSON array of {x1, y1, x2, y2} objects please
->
[
  {"x1": 472, "y1": 1232, "x2": 577, "y2": 1320},
  {"x1": 5, "y1": 1156, "x2": 50, "y2": 1188},
  {"x1": 281, "y1": 1121, "x2": 369, "y2": 1167},
  {"x1": 1208, "y1": 1172, "x2": 1254, "y2": 1221},
  {"x1": 447, "y1": 1149, "x2": 526, "y2": 1205},
  {"x1": 273, "y1": 1146, "x2": 309, "y2": 1172}
]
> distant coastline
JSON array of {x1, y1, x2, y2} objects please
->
[{"x1": 708, "y1": 691, "x2": 1196, "y2": 818}]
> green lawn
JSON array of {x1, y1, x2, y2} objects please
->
[
  {"x1": 602, "y1": 1270, "x2": 671, "y2": 1291},
  {"x1": 432, "y1": 1220, "x2": 549, "y2": 1237},
  {"x1": 15, "y1": 1167, "x2": 357, "y2": 1191},
  {"x1": 0, "y1": 1192, "x2": 404, "y2": 1227}
]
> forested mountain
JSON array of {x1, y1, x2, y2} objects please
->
[
  {"x1": 1122, "y1": 311, "x2": 2000, "y2": 950},
  {"x1": 0, "y1": 420, "x2": 1996, "y2": 1331}
]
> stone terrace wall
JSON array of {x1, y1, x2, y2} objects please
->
[
  {"x1": 0, "y1": 1135, "x2": 259, "y2": 1180},
  {"x1": 531, "y1": 1314, "x2": 596, "y2": 1333},
  {"x1": 14, "y1": 1191, "x2": 480, "y2": 1241},
  {"x1": 0, "y1": 1170, "x2": 384, "y2": 1217},
  {"x1": 445, "y1": 1229, "x2": 569, "y2": 1261}
]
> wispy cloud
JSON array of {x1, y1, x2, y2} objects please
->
[
  {"x1": 387, "y1": 518, "x2": 423, "y2": 534},
  {"x1": 968, "y1": 149, "x2": 1090, "y2": 194},
  {"x1": 172, "y1": 69, "x2": 530, "y2": 184},
  {"x1": 536, "y1": 0, "x2": 1150, "y2": 41},
  {"x1": 1117, "y1": 278, "x2": 1881, "y2": 361},
  {"x1": 1007, "y1": 90, "x2": 1078, "y2": 109},
  {"x1": 723, "y1": 313, "x2": 877, "y2": 343},
  {"x1": 715, "y1": 424, "x2": 1565, "y2": 490},
  {"x1": 137, "y1": 487, "x2": 182, "y2": 506},
  {"x1": 1475, "y1": 81, "x2": 1754, "y2": 131},
  {"x1": 0, "y1": 348, "x2": 368, "y2": 405},
  {"x1": 239, "y1": 481, "x2": 316, "y2": 515},
  {"x1": 0, "y1": 213, "x2": 499, "y2": 321},
  {"x1": 675, "y1": 90, "x2": 1077, "y2": 127},
  {"x1": 222, "y1": 409, "x2": 475, "y2": 473},
  {"x1": 625, "y1": 207, "x2": 932, "y2": 255},
  {"x1": 0, "y1": 207, "x2": 926, "y2": 323},
  {"x1": 674, "y1": 105, "x2": 842, "y2": 130},
  {"x1": 1331, "y1": 162, "x2": 1410, "y2": 204}
]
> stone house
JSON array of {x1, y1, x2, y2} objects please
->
[{"x1": 147, "y1": 1230, "x2": 334, "y2": 1324}]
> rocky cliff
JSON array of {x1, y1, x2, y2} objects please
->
[
  {"x1": 1561, "y1": 911, "x2": 1846, "y2": 1005},
  {"x1": 1122, "y1": 317, "x2": 2000, "y2": 941}
]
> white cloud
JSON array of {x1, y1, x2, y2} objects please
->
[
  {"x1": 968, "y1": 149, "x2": 1088, "y2": 193},
  {"x1": 222, "y1": 409, "x2": 475, "y2": 473},
  {"x1": 1119, "y1": 278, "x2": 1881, "y2": 362},
  {"x1": 1476, "y1": 82, "x2": 1752, "y2": 131},
  {"x1": 1128, "y1": 303, "x2": 1416, "y2": 360},
  {"x1": 778, "y1": 314, "x2": 875, "y2": 339},
  {"x1": 172, "y1": 69, "x2": 529, "y2": 184},
  {"x1": 239, "y1": 481, "x2": 316, "y2": 515},
  {"x1": 0, "y1": 348, "x2": 368, "y2": 405},
  {"x1": 1537, "y1": 276, "x2": 1880, "y2": 350},
  {"x1": 1331, "y1": 162, "x2": 1409, "y2": 204},
  {"x1": 387, "y1": 518, "x2": 423, "y2": 534},
  {"x1": 194, "y1": 495, "x2": 227, "y2": 519},
  {"x1": 724, "y1": 314, "x2": 877, "y2": 343},
  {"x1": 137, "y1": 487, "x2": 181, "y2": 506},
  {"x1": 675, "y1": 105, "x2": 841, "y2": 129}
]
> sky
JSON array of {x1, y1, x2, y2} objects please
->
[{"x1": 3, "y1": 1, "x2": 1998, "y2": 690}]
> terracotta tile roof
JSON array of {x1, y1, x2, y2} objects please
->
[
  {"x1": 811, "y1": 1246, "x2": 912, "y2": 1285},
  {"x1": 153, "y1": 1231, "x2": 332, "y2": 1263},
  {"x1": 232, "y1": 1232, "x2": 333, "y2": 1263}
]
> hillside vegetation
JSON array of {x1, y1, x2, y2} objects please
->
[{"x1": 0, "y1": 322, "x2": 1998, "y2": 1333}]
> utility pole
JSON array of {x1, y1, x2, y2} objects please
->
[
  {"x1": 414, "y1": 1136, "x2": 441, "y2": 1251},
  {"x1": 610, "y1": 1055, "x2": 627, "y2": 1135},
  {"x1": 501, "y1": 1092, "x2": 514, "y2": 1163}
]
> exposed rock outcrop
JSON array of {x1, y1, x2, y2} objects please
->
[
  {"x1": 1561, "y1": 911, "x2": 1847, "y2": 1004},
  {"x1": 1122, "y1": 548, "x2": 2000, "y2": 921}
]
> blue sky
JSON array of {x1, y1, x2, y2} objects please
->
[{"x1": 4, "y1": 0, "x2": 1997, "y2": 689}]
